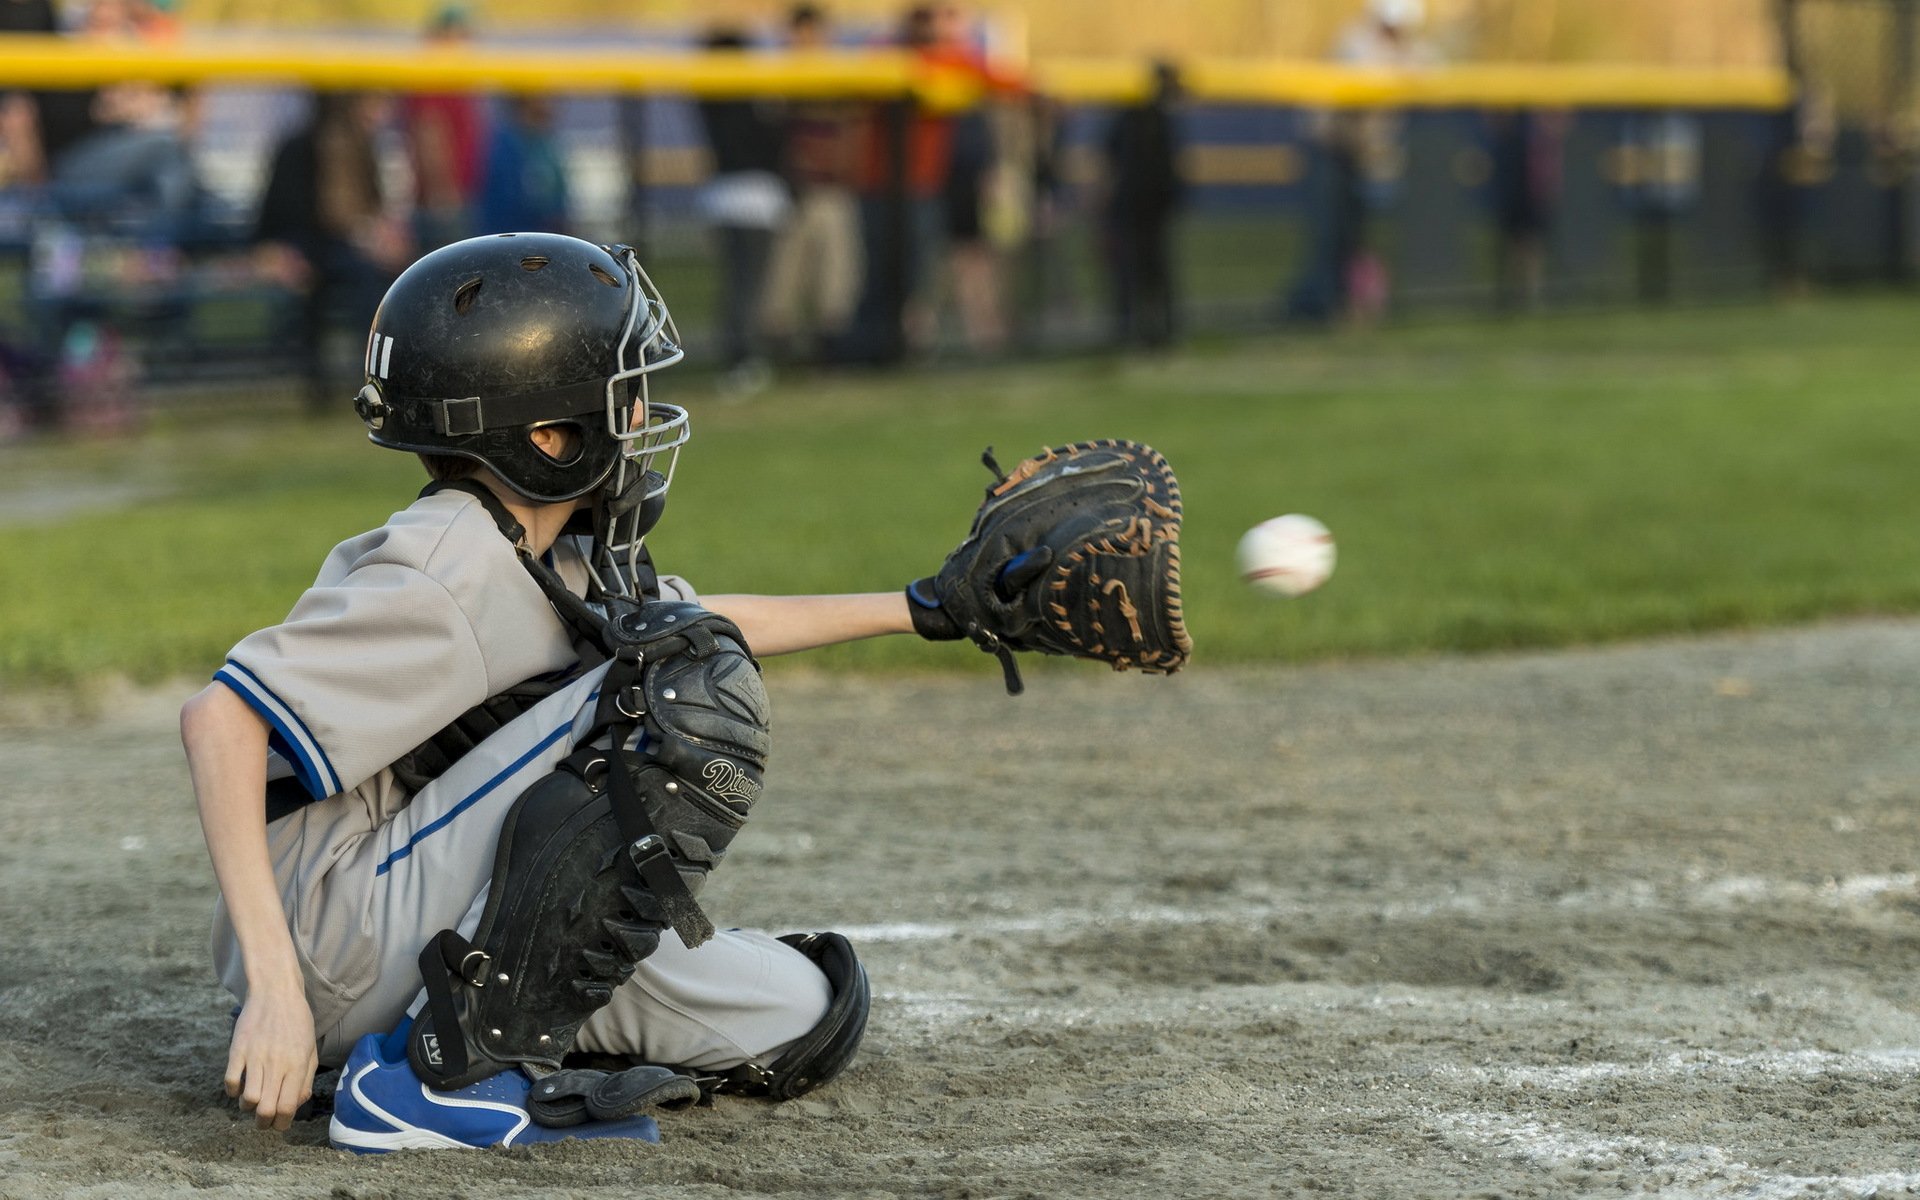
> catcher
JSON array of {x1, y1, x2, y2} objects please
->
[{"x1": 178, "y1": 232, "x2": 1189, "y2": 1151}]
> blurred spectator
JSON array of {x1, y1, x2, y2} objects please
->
[
  {"x1": 759, "y1": 3, "x2": 863, "y2": 362},
  {"x1": 1484, "y1": 109, "x2": 1566, "y2": 312},
  {"x1": 930, "y1": 4, "x2": 1009, "y2": 353},
  {"x1": 17, "y1": 0, "x2": 201, "y2": 233},
  {"x1": 1015, "y1": 94, "x2": 1070, "y2": 344},
  {"x1": 1622, "y1": 111, "x2": 1701, "y2": 302},
  {"x1": 1761, "y1": 84, "x2": 1834, "y2": 296},
  {"x1": 695, "y1": 27, "x2": 790, "y2": 389},
  {"x1": 255, "y1": 92, "x2": 409, "y2": 409},
  {"x1": 476, "y1": 95, "x2": 570, "y2": 236},
  {"x1": 841, "y1": 5, "x2": 954, "y2": 363},
  {"x1": 1286, "y1": 0, "x2": 1431, "y2": 326},
  {"x1": 1101, "y1": 61, "x2": 1184, "y2": 349},
  {"x1": 843, "y1": 2, "x2": 1020, "y2": 362},
  {"x1": 404, "y1": 5, "x2": 487, "y2": 251},
  {"x1": 131, "y1": 0, "x2": 180, "y2": 40},
  {"x1": 2, "y1": 0, "x2": 196, "y2": 435},
  {"x1": 941, "y1": 105, "x2": 1004, "y2": 351},
  {"x1": 0, "y1": 0, "x2": 62, "y2": 188}
]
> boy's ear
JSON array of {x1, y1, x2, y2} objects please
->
[{"x1": 530, "y1": 425, "x2": 581, "y2": 464}]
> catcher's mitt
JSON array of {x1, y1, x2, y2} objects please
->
[{"x1": 908, "y1": 440, "x2": 1192, "y2": 694}]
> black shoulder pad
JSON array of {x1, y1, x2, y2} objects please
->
[{"x1": 610, "y1": 602, "x2": 744, "y2": 653}]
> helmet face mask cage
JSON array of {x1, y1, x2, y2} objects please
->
[{"x1": 595, "y1": 247, "x2": 689, "y2": 602}]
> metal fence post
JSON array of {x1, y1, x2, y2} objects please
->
[
  {"x1": 622, "y1": 93, "x2": 650, "y2": 256},
  {"x1": 880, "y1": 91, "x2": 913, "y2": 364},
  {"x1": 1888, "y1": 0, "x2": 1917, "y2": 282}
]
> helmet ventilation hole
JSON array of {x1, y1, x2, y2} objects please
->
[
  {"x1": 520, "y1": 256, "x2": 549, "y2": 271},
  {"x1": 588, "y1": 263, "x2": 622, "y2": 288},
  {"x1": 453, "y1": 277, "x2": 483, "y2": 314}
]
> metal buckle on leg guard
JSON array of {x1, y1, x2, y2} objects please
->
[
  {"x1": 459, "y1": 949, "x2": 494, "y2": 988},
  {"x1": 687, "y1": 1062, "x2": 777, "y2": 1100}
]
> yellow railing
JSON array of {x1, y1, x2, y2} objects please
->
[
  {"x1": 1043, "y1": 59, "x2": 1794, "y2": 110},
  {"x1": 0, "y1": 35, "x2": 1793, "y2": 111}
]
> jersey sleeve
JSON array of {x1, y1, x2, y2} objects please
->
[{"x1": 216, "y1": 561, "x2": 491, "y2": 801}]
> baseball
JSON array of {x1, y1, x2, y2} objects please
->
[{"x1": 1237, "y1": 514, "x2": 1336, "y2": 597}]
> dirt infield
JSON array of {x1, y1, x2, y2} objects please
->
[{"x1": 6, "y1": 623, "x2": 1920, "y2": 1198}]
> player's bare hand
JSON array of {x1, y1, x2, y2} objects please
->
[{"x1": 226, "y1": 984, "x2": 317, "y2": 1132}]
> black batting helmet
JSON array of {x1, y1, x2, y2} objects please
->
[{"x1": 354, "y1": 232, "x2": 687, "y2": 507}]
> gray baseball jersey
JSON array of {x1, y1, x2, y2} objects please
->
[{"x1": 210, "y1": 489, "x2": 829, "y2": 1068}]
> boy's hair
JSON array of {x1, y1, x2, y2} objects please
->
[{"x1": 419, "y1": 453, "x2": 476, "y2": 483}]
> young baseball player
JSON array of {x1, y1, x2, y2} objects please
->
[
  {"x1": 182, "y1": 232, "x2": 1189, "y2": 1151},
  {"x1": 182, "y1": 233, "x2": 911, "y2": 1149}
]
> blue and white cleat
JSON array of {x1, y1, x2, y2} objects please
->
[{"x1": 328, "y1": 1030, "x2": 661, "y2": 1153}]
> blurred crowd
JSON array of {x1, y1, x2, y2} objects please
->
[
  {"x1": 0, "y1": 0, "x2": 1842, "y2": 438},
  {"x1": 0, "y1": 0, "x2": 1198, "y2": 432},
  {"x1": 0, "y1": 0, "x2": 192, "y2": 433},
  {"x1": 686, "y1": 1, "x2": 1186, "y2": 392}
]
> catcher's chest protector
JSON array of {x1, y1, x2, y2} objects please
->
[{"x1": 409, "y1": 601, "x2": 769, "y2": 1090}]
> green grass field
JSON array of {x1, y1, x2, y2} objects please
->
[{"x1": 4, "y1": 294, "x2": 1919, "y2": 690}]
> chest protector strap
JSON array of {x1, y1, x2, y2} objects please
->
[{"x1": 386, "y1": 480, "x2": 662, "y2": 797}]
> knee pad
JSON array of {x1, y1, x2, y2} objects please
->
[{"x1": 408, "y1": 604, "x2": 770, "y2": 1091}]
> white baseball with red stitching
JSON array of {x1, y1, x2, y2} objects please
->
[{"x1": 1237, "y1": 514, "x2": 1336, "y2": 598}]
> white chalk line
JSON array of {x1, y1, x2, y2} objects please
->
[
  {"x1": 837, "y1": 872, "x2": 1920, "y2": 945},
  {"x1": 1444, "y1": 1046, "x2": 1920, "y2": 1090},
  {"x1": 839, "y1": 903, "x2": 1277, "y2": 943},
  {"x1": 871, "y1": 982, "x2": 1568, "y2": 1029},
  {"x1": 880, "y1": 989, "x2": 1920, "y2": 1085},
  {"x1": 1437, "y1": 1110, "x2": 1920, "y2": 1200},
  {"x1": 1694, "y1": 872, "x2": 1918, "y2": 906}
]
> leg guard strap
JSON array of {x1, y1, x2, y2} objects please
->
[
  {"x1": 699, "y1": 932, "x2": 871, "y2": 1102},
  {"x1": 528, "y1": 1065, "x2": 703, "y2": 1128},
  {"x1": 407, "y1": 608, "x2": 769, "y2": 1093},
  {"x1": 409, "y1": 748, "x2": 674, "y2": 1089}
]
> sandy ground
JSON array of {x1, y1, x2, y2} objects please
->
[{"x1": 7, "y1": 623, "x2": 1920, "y2": 1199}]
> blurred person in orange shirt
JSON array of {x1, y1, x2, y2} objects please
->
[
  {"x1": 131, "y1": 0, "x2": 179, "y2": 39},
  {"x1": 842, "y1": 2, "x2": 1021, "y2": 362},
  {"x1": 921, "y1": 3, "x2": 1024, "y2": 353}
]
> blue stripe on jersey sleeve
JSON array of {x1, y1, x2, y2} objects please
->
[{"x1": 214, "y1": 662, "x2": 341, "y2": 798}]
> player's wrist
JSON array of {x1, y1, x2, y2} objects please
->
[
  {"x1": 239, "y1": 945, "x2": 306, "y2": 1002},
  {"x1": 905, "y1": 578, "x2": 963, "y2": 641}
]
